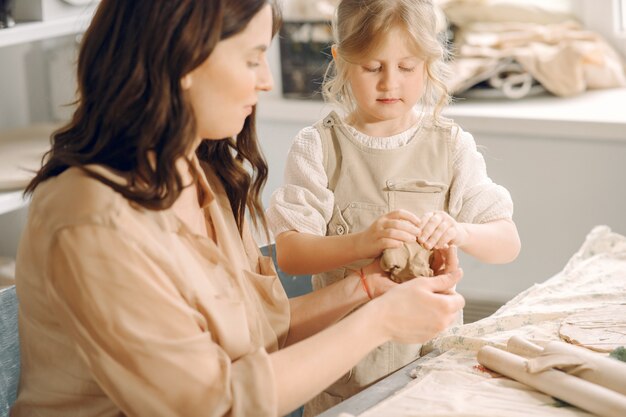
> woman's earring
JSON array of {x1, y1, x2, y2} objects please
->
[{"x1": 181, "y1": 75, "x2": 192, "y2": 90}]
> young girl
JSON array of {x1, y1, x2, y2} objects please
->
[{"x1": 267, "y1": 0, "x2": 521, "y2": 414}]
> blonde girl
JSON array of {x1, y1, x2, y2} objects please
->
[{"x1": 267, "y1": 0, "x2": 520, "y2": 414}]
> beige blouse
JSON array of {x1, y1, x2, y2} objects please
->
[{"x1": 12, "y1": 157, "x2": 290, "y2": 417}]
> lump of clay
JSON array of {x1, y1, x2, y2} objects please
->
[{"x1": 380, "y1": 242, "x2": 433, "y2": 283}]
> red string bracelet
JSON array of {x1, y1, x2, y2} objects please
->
[{"x1": 357, "y1": 268, "x2": 373, "y2": 300}]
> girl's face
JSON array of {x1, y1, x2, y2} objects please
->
[
  {"x1": 184, "y1": 4, "x2": 274, "y2": 141},
  {"x1": 346, "y1": 27, "x2": 426, "y2": 130}
]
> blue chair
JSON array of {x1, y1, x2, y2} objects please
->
[
  {"x1": 260, "y1": 244, "x2": 312, "y2": 298},
  {"x1": 260, "y1": 244, "x2": 312, "y2": 417},
  {"x1": 0, "y1": 285, "x2": 20, "y2": 417}
]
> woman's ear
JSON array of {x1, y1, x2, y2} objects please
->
[{"x1": 181, "y1": 74, "x2": 193, "y2": 90}]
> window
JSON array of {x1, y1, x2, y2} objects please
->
[{"x1": 571, "y1": 0, "x2": 626, "y2": 58}]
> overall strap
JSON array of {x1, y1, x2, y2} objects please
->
[{"x1": 313, "y1": 111, "x2": 343, "y2": 192}]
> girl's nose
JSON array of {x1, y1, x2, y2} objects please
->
[{"x1": 379, "y1": 68, "x2": 399, "y2": 91}]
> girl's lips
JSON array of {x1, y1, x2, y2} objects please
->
[{"x1": 377, "y1": 98, "x2": 400, "y2": 104}]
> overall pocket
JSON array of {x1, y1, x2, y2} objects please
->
[
  {"x1": 339, "y1": 202, "x2": 387, "y2": 234},
  {"x1": 386, "y1": 178, "x2": 447, "y2": 215}
]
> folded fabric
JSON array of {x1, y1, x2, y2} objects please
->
[
  {"x1": 440, "y1": 0, "x2": 575, "y2": 27},
  {"x1": 448, "y1": 57, "x2": 542, "y2": 99},
  {"x1": 448, "y1": 20, "x2": 626, "y2": 97}
]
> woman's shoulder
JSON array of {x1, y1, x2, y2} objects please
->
[{"x1": 29, "y1": 166, "x2": 131, "y2": 233}]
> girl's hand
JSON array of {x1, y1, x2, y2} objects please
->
[
  {"x1": 353, "y1": 209, "x2": 421, "y2": 259},
  {"x1": 418, "y1": 211, "x2": 469, "y2": 250}
]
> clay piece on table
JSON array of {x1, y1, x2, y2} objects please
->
[
  {"x1": 558, "y1": 304, "x2": 626, "y2": 353},
  {"x1": 380, "y1": 241, "x2": 433, "y2": 283}
]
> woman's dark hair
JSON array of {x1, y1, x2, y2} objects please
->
[{"x1": 26, "y1": 0, "x2": 281, "y2": 235}]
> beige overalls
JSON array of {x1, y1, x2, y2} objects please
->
[{"x1": 304, "y1": 111, "x2": 455, "y2": 416}]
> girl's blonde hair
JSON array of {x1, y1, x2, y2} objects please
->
[{"x1": 323, "y1": 0, "x2": 450, "y2": 120}]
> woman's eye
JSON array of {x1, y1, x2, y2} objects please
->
[{"x1": 247, "y1": 61, "x2": 260, "y2": 68}]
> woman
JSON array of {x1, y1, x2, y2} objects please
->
[{"x1": 13, "y1": 1, "x2": 464, "y2": 416}]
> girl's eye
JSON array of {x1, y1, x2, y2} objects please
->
[
  {"x1": 400, "y1": 66, "x2": 416, "y2": 72},
  {"x1": 364, "y1": 66, "x2": 381, "y2": 73}
]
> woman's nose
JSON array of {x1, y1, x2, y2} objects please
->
[{"x1": 257, "y1": 59, "x2": 274, "y2": 92}]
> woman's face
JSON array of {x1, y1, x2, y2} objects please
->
[{"x1": 184, "y1": 4, "x2": 274, "y2": 140}]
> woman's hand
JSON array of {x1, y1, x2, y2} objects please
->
[
  {"x1": 373, "y1": 269, "x2": 465, "y2": 344},
  {"x1": 359, "y1": 245, "x2": 461, "y2": 299},
  {"x1": 360, "y1": 258, "x2": 397, "y2": 298},
  {"x1": 353, "y1": 209, "x2": 421, "y2": 259},
  {"x1": 430, "y1": 245, "x2": 459, "y2": 277},
  {"x1": 418, "y1": 211, "x2": 469, "y2": 250}
]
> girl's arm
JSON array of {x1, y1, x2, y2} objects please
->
[
  {"x1": 270, "y1": 268, "x2": 464, "y2": 416},
  {"x1": 276, "y1": 230, "x2": 360, "y2": 275},
  {"x1": 418, "y1": 212, "x2": 520, "y2": 264},
  {"x1": 440, "y1": 128, "x2": 520, "y2": 263},
  {"x1": 276, "y1": 209, "x2": 422, "y2": 275},
  {"x1": 458, "y1": 218, "x2": 520, "y2": 263}
]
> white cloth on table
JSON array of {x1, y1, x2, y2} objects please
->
[{"x1": 341, "y1": 225, "x2": 626, "y2": 416}]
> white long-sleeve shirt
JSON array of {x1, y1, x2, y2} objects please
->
[{"x1": 267, "y1": 116, "x2": 514, "y2": 237}]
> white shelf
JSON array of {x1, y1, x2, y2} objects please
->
[
  {"x1": 0, "y1": 191, "x2": 28, "y2": 216},
  {"x1": 0, "y1": 14, "x2": 92, "y2": 48},
  {"x1": 0, "y1": 123, "x2": 58, "y2": 216},
  {"x1": 258, "y1": 87, "x2": 626, "y2": 142}
]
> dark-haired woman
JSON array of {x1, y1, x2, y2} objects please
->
[{"x1": 12, "y1": 1, "x2": 464, "y2": 416}]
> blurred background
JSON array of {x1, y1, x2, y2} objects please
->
[{"x1": 0, "y1": 0, "x2": 625, "y2": 322}]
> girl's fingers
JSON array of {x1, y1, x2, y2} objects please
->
[
  {"x1": 386, "y1": 209, "x2": 421, "y2": 227},
  {"x1": 433, "y1": 227, "x2": 456, "y2": 249},
  {"x1": 374, "y1": 229, "x2": 419, "y2": 253},
  {"x1": 417, "y1": 212, "x2": 438, "y2": 243},
  {"x1": 419, "y1": 211, "x2": 435, "y2": 226},
  {"x1": 425, "y1": 221, "x2": 449, "y2": 249},
  {"x1": 379, "y1": 238, "x2": 404, "y2": 249},
  {"x1": 386, "y1": 219, "x2": 420, "y2": 236}
]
